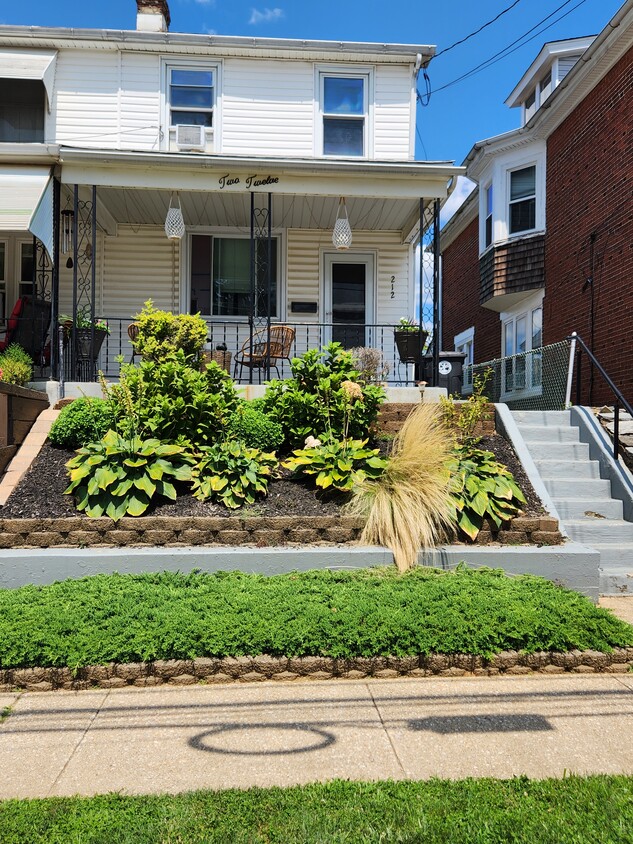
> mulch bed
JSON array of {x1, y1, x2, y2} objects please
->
[{"x1": 0, "y1": 434, "x2": 544, "y2": 520}]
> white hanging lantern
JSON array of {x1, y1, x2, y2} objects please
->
[
  {"x1": 332, "y1": 197, "x2": 352, "y2": 250},
  {"x1": 165, "y1": 193, "x2": 185, "y2": 240}
]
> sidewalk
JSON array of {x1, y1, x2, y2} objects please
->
[{"x1": 2, "y1": 673, "x2": 633, "y2": 800}]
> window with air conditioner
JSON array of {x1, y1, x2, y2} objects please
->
[{"x1": 163, "y1": 63, "x2": 218, "y2": 152}]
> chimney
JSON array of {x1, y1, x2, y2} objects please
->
[{"x1": 136, "y1": 0, "x2": 170, "y2": 32}]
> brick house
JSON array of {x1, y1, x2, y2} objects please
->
[{"x1": 440, "y1": 0, "x2": 633, "y2": 406}]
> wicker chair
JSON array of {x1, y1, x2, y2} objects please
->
[{"x1": 233, "y1": 325, "x2": 295, "y2": 382}]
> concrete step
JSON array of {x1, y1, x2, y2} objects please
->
[
  {"x1": 512, "y1": 410, "x2": 571, "y2": 426},
  {"x1": 516, "y1": 425, "x2": 581, "y2": 444},
  {"x1": 533, "y1": 459, "x2": 601, "y2": 480},
  {"x1": 599, "y1": 564, "x2": 633, "y2": 595},
  {"x1": 592, "y1": 545, "x2": 633, "y2": 568},
  {"x1": 527, "y1": 441, "x2": 591, "y2": 461},
  {"x1": 543, "y1": 478, "x2": 612, "y2": 498},
  {"x1": 564, "y1": 520, "x2": 633, "y2": 544},
  {"x1": 553, "y1": 498, "x2": 624, "y2": 520}
]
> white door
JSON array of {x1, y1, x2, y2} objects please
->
[{"x1": 323, "y1": 252, "x2": 375, "y2": 348}]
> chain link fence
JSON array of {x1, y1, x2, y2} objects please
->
[{"x1": 463, "y1": 340, "x2": 572, "y2": 410}]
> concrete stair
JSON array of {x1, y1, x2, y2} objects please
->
[{"x1": 511, "y1": 409, "x2": 633, "y2": 596}]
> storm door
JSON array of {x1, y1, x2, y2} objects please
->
[{"x1": 324, "y1": 253, "x2": 374, "y2": 348}]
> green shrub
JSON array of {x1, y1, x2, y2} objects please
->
[
  {"x1": 65, "y1": 429, "x2": 195, "y2": 520},
  {"x1": 107, "y1": 352, "x2": 238, "y2": 446},
  {"x1": 440, "y1": 368, "x2": 493, "y2": 448},
  {"x1": 228, "y1": 404, "x2": 284, "y2": 452},
  {"x1": 448, "y1": 446, "x2": 526, "y2": 540},
  {"x1": 192, "y1": 440, "x2": 278, "y2": 509},
  {"x1": 0, "y1": 344, "x2": 33, "y2": 386},
  {"x1": 261, "y1": 343, "x2": 385, "y2": 449},
  {"x1": 48, "y1": 398, "x2": 114, "y2": 449},
  {"x1": 132, "y1": 300, "x2": 207, "y2": 365},
  {"x1": 284, "y1": 437, "x2": 386, "y2": 493}
]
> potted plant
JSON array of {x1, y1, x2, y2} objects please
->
[
  {"x1": 394, "y1": 318, "x2": 427, "y2": 365},
  {"x1": 59, "y1": 309, "x2": 111, "y2": 360}
]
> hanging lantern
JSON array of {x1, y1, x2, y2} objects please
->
[
  {"x1": 165, "y1": 193, "x2": 185, "y2": 240},
  {"x1": 332, "y1": 197, "x2": 352, "y2": 250},
  {"x1": 61, "y1": 209, "x2": 74, "y2": 255}
]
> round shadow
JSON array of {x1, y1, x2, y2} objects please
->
[{"x1": 188, "y1": 723, "x2": 336, "y2": 756}]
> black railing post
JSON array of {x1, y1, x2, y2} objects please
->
[
  {"x1": 575, "y1": 348, "x2": 582, "y2": 407},
  {"x1": 614, "y1": 399, "x2": 620, "y2": 461}
]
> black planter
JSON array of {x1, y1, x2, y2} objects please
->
[
  {"x1": 394, "y1": 329, "x2": 427, "y2": 364},
  {"x1": 76, "y1": 327, "x2": 108, "y2": 361}
]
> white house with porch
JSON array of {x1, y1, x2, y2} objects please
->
[{"x1": 0, "y1": 0, "x2": 463, "y2": 389}]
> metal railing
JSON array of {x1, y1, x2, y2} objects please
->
[
  {"x1": 63, "y1": 318, "x2": 420, "y2": 386},
  {"x1": 568, "y1": 332, "x2": 633, "y2": 461}
]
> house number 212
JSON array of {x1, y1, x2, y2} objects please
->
[{"x1": 390, "y1": 276, "x2": 395, "y2": 299}]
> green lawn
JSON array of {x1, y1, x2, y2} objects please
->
[
  {"x1": 1, "y1": 776, "x2": 633, "y2": 843},
  {"x1": 0, "y1": 567, "x2": 631, "y2": 669}
]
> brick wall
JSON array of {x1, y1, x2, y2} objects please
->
[
  {"x1": 441, "y1": 217, "x2": 501, "y2": 365},
  {"x1": 545, "y1": 46, "x2": 633, "y2": 405}
]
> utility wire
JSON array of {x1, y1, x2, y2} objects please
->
[
  {"x1": 429, "y1": 0, "x2": 587, "y2": 95},
  {"x1": 433, "y1": 0, "x2": 522, "y2": 60}
]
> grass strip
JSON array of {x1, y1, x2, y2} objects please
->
[
  {"x1": 0, "y1": 567, "x2": 631, "y2": 669},
  {"x1": 1, "y1": 775, "x2": 633, "y2": 843}
]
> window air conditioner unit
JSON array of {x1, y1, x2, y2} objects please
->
[{"x1": 175, "y1": 124, "x2": 206, "y2": 151}]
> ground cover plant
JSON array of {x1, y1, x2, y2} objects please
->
[
  {"x1": 0, "y1": 568, "x2": 630, "y2": 669},
  {"x1": 1, "y1": 776, "x2": 633, "y2": 844}
]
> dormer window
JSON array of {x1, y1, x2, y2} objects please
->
[
  {"x1": 524, "y1": 89, "x2": 536, "y2": 122},
  {"x1": 539, "y1": 68, "x2": 552, "y2": 103}
]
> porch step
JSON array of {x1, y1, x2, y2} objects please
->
[{"x1": 510, "y1": 409, "x2": 633, "y2": 596}]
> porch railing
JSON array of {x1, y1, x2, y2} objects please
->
[{"x1": 64, "y1": 319, "x2": 419, "y2": 386}]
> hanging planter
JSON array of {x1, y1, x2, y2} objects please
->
[
  {"x1": 394, "y1": 319, "x2": 427, "y2": 365},
  {"x1": 165, "y1": 193, "x2": 186, "y2": 240},
  {"x1": 332, "y1": 197, "x2": 352, "y2": 250}
]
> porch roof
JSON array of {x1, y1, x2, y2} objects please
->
[{"x1": 58, "y1": 149, "x2": 463, "y2": 243}]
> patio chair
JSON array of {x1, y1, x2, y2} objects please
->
[
  {"x1": 233, "y1": 325, "x2": 295, "y2": 383},
  {"x1": 0, "y1": 296, "x2": 52, "y2": 365}
]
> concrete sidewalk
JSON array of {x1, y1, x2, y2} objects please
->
[{"x1": 2, "y1": 674, "x2": 633, "y2": 799}]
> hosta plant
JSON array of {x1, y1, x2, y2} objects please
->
[
  {"x1": 448, "y1": 447, "x2": 526, "y2": 541},
  {"x1": 64, "y1": 430, "x2": 195, "y2": 520},
  {"x1": 192, "y1": 440, "x2": 278, "y2": 509},
  {"x1": 284, "y1": 437, "x2": 387, "y2": 493}
]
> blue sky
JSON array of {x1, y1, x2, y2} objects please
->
[{"x1": 1, "y1": 0, "x2": 624, "y2": 167}]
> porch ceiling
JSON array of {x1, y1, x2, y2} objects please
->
[{"x1": 96, "y1": 187, "x2": 424, "y2": 238}]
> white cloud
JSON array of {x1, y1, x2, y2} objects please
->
[
  {"x1": 249, "y1": 7, "x2": 284, "y2": 24},
  {"x1": 440, "y1": 176, "x2": 477, "y2": 227},
  {"x1": 202, "y1": 25, "x2": 217, "y2": 34}
]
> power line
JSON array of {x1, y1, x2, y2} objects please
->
[
  {"x1": 429, "y1": 0, "x2": 588, "y2": 95},
  {"x1": 433, "y1": 0, "x2": 522, "y2": 60}
]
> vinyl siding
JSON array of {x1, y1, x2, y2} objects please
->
[
  {"x1": 374, "y1": 64, "x2": 413, "y2": 159},
  {"x1": 53, "y1": 50, "x2": 120, "y2": 148},
  {"x1": 222, "y1": 58, "x2": 314, "y2": 156},
  {"x1": 120, "y1": 53, "x2": 161, "y2": 152}
]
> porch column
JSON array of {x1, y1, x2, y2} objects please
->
[
  {"x1": 70, "y1": 185, "x2": 97, "y2": 381},
  {"x1": 249, "y1": 191, "x2": 273, "y2": 382},
  {"x1": 420, "y1": 197, "x2": 441, "y2": 386}
]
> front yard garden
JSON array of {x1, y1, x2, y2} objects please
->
[
  {"x1": 2, "y1": 775, "x2": 633, "y2": 844},
  {"x1": 0, "y1": 303, "x2": 554, "y2": 564}
]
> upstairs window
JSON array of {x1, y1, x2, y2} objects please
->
[
  {"x1": 0, "y1": 79, "x2": 45, "y2": 143},
  {"x1": 484, "y1": 184, "x2": 493, "y2": 249},
  {"x1": 509, "y1": 166, "x2": 536, "y2": 234},
  {"x1": 524, "y1": 88, "x2": 536, "y2": 122},
  {"x1": 321, "y1": 74, "x2": 367, "y2": 157},
  {"x1": 539, "y1": 68, "x2": 552, "y2": 104},
  {"x1": 169, "y1": 68, "x2": 214, "y2": 128}
]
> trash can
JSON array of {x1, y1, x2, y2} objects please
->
[{"x1": 421, "y1": 352, "x2": 467, "y2": 396}]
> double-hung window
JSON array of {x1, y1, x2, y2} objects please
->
[
  {"x1": 169, "y1": 68, "x2": 214, "y2": 129},
  {"x1": 484, "y1": 184, "x2": 493, "y2": 249},
  {"x1": 509, "y1": 165, "x2": 536, "y2": 235},
  {"x1": 320, "y1": 73, "x2": 368, "y2": 157},
  {"x1": 190, "y1": 235, "x2": 278, "y2": 318}
]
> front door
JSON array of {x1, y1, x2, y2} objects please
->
[{"x1": 324, "y1": 253, "x2": 374, "y2": 348}]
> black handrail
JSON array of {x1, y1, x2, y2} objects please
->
[{"x1": 567, "y1": 331, "x2": 633, "y2": 461}]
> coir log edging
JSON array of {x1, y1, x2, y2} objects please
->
[
  {"x1": 3, "y1": 648, "x2": 633, "y2": 692},
  {"x1": 0, "y1": 514, "x2": 562, "y2": 548}
]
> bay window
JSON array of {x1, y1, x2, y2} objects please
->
[{"x1": 509, "y1": 165, "x2": 536, "y2": 234}]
